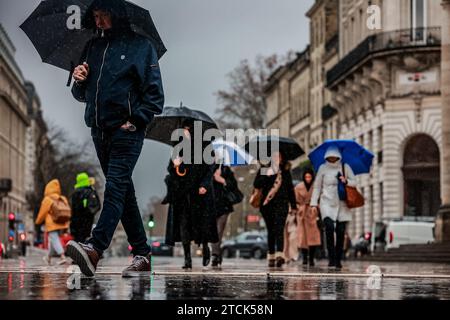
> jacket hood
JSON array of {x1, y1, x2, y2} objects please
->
[
  {"x1": 44, "y1": 179, "x2": 61, "y2": 197},
  {"x1": 82, "y1": 0, "x2": 130, "y2": 32},
  {"x1": 324, "y1": 146, "x2": 342, "y2": 161}
]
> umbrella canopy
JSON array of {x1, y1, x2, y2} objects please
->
[
  {"x1": 20, "y1": 0, "x2": 166, "y2": 73},
  {"x1": 308, "y1": 139, "x2": 374, "y2": 175},
  {"x1": 212, "y1": 139, "x2": 254, "y2": 167},
  {"x1": 145, "y1": 106, "x2": 219, "y2": 146},
  {"x1": 245, "y1": 136, "x2": 305, "y2": 161}
]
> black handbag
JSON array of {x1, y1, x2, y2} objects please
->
[{"x1": 224, "y1": 185, "x2": 244, "y2": 205}]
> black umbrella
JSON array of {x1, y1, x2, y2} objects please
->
[
  {"x1": 146, "y1": 106, "x2": 219, "y2": 146},
  {"x1": 245, "y1": 135, "x2": 305, "y2": 161},
  {"x1": 20, "y1": 0, "x2": 166, "y2": 79}
]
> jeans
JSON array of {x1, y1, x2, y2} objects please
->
[
  {"x1": 323, "y1": 217, "x2": 347, "y2": 264},
  {"x1": 48, "y1": 230, "x2": 64, "y2": 256},
  {"x1": 88, "y1": 126, "x2": 150, "y2": 257}
]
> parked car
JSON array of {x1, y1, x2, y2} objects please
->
[
  {"x1": 221, "y1": 231, "x2": 268, "y2": 259},
  {"x1": 370, "y1": 219, "x2": 435, "y2": 251},
  {"x1": 148, "y1": 237, "x2": 174, "y2": 256}
]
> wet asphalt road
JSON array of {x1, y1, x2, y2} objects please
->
[{"x1": 1, "y1": 249, "x2": 450, "y2": 300}]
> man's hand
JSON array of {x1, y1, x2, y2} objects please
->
[
  {"x1": 120, "y1": 121, "x2": 136, "y2": 132},
  {"x1": 199, "y1": 187, "x2": 207, "y2": 195},
  {"x1": 73, "y1": 62, "x2": 89, "y2": 82}
]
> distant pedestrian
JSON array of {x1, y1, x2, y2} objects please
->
[
  {"x1": 164, "y1": 121, "x2": 219, "y2": 269},
  {"x1": 70, "y1": 173, "x2": 101, "y2": 243},
  {"x1": 310, "y1": 147, "x2": 357, "y2": 270},
  {"x1": 295, "y1": 169, "x2": 321, "y2": 267},
  {"x1": 253, "y1": 151, "x2": 297, "y2": 268},
  {"x1": 35, "y1": 179, "x2": 71, "y2": 265},
  {"x1": 211, "y1": 164, "x2": 242, "y2": 267}
]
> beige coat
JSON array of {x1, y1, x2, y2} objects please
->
[
  {"x1": 283, "y1": 212, "x2": 298, "y2": 261},
  {"x1": 295, "y1": 182, "x2": 321, "y2": 248}
]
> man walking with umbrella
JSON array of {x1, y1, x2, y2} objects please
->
[{"x1": 65, "y1": 0, "x2": 165, "y2": 277}]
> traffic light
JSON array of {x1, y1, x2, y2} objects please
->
[
  {"x1": 8, "y1": 213, "x2": 15, "y2": 242},
  {"x1": 8, "y1": 212, "x2": 15, "y2": 230},
  {"x1": 148, "y1": 214, "x2": 155, "y2": 229}
]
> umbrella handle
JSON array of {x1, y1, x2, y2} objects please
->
[
  {"x1": 66, "y1": 61, "x2": 74, "y2": 87},
  {"x1": 175, "y1": 166, "x2": 187, "y2": 177}
]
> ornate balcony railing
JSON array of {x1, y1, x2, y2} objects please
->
[{"x1": 326, "y1": 27, "x2": 441, "y2": 87}]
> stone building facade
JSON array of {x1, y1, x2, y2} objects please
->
[
  {"x1": 264, "y1": 0, "x2": 445, "y2": 238},
  {"x1": 0, "y1": 24, "x2": 31, "y2": 243}
]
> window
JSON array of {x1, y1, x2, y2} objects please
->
[{"x1": 411, "y1": 0, "x2": 427, "y2": 41}]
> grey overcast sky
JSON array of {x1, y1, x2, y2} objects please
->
[{"x1": 0, "y1": 0, "x2": 313, "y2": 210}]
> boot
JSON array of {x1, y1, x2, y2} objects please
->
[
  {"x1": 202, "y1": 243, "x2": 211, "y2": 267},
  {"x1": 211, "y1": 254, "x2": 220, "y2": 267},
  {"x1": 182, "y1": 243, "x2": 192, "y2": 270},
  {"x1": 275, "y1": 252, "x2": 285, "y2": 268},
  {"x1": 301, "y1": 249, "x2": 308, "y2": 265}
]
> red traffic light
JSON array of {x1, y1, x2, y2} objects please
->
[
  {"x1": 8, "y1": 236, "x2": 14, "y2": 242},
  {"x1": 8, "y1": 212, "x2": 15, "y2": 221}
]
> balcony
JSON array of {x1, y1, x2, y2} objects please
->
[{"x1": 327, "y1": 27, "x2": 441, "y2": 87}]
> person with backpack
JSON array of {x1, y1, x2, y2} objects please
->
[
  {"x1": 35, "y1": 179, "x2": 72, "y2": 265},
  {"x1": 70, "y1": 173, "x2": 101, "y2": 243}
]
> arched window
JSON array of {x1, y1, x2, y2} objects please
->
[{"x1": 402, "y1": 134, "x2": 440, "y2": 217}]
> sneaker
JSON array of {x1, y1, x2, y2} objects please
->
[
  {"x1": 335, "y1": 261, "x2": 343, "y2": 270},
  {"x1": 65, "y1": 241, "x2": 100, "y2": 277},
  {"x1": 122, "y1": 254, "x2": 151, "y2": 278},
  {"x1": 268, "y1": 259, "x2": 276, "y2": 268},
  {"x1": 57, "y1": 258, "x2": 68, "y2": 265}
]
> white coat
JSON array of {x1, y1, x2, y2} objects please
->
[{"x1": 310, "y1": 147, "x2": 357, "y2": 222}]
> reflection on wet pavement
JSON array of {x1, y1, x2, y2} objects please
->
[
  {"x1": 1, "y1": 253, "x2": 450, "y2": 300},
  {"x1": 1, "y1": 272, "x2": 450, "y2": 300}
]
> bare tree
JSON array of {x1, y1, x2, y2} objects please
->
[{"x1": 215, "y1": 52, "x2": 295, "y2": 130}]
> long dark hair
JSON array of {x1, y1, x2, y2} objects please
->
[{"x1": 302, "y1": 168, "x2": 315, "y2": 191}]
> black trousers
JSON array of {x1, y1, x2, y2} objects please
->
[
  {"x1": 323, "y1": 217, "x2": 347, "y2": 263},
  {"x1": 261, "y1": 203, "x2": 289, "y2": 255}
]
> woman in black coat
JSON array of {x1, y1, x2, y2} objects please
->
[
  {"x1": 253, "y1": 151, "x2": 297, "y2": 268},
  {"x1": 164, "y1": 123, "x2": 219, "y2": 269},
  {"x1": 211, "y1": 165, "x2": 241, "y2": 267}
]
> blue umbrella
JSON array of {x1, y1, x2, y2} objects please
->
[
  {"x1": 308, "y1": 140, "x2": 374, "y2": 175},
  {"x1": 212, "y1": 139, "x2": 254, "y2": 166}
]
